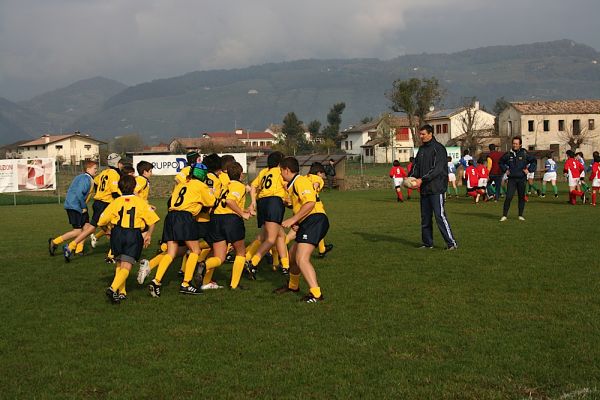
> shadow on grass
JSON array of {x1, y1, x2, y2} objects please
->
[
  {"x1": 453, "y1": 211, "x2": 500, "y2": 220},
  {"x1": 352, "y1": 231, "x2": 420, "y2": 248}
]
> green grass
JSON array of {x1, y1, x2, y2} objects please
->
[{"x1": 1, "y1": 189, "x2": 600, "y2": 399}]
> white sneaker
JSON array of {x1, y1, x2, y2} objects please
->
[
  {"x1": 499, "y1": 216, "x2": 507, "y2": 222},
  {"x1": 201, "y1": 281, "x2": 223, "y2": 290},
  {"x1": 518, "y1": 216, "x2": 526, "y2": 221},
  {"x1": 90, "y1": 233, "x2": 97, "y2": 248},
  {"x1": 137, "y1": 259, "x2": 150, "y2": 284}
]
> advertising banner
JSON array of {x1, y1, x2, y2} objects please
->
[
  {"x1": 133, "y1": 153, "x2": 247, "y2": 175},
  {"x1": 0, "y1": 158, "x2": 56, "y2": 193}
]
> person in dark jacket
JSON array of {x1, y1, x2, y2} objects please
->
[
  {"x1": 411, "y1": 124, "x2": 458, "y2": 250},
  {"x1": 499, "y1": 136, "x2": 536, "y2": 221},
  {"x1": 487, "y1": 143, "x2": 504, "y2": 201}
]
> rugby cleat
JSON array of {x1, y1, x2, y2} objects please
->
[
  {"x1": 499, "y1": 216, "x2": 507, "y2": 222},
  {"x1": 301, "y1": 293, "x2": 324, "y2": 303},
  {"x1": 244, "y1": 261, "x2": 257, "y2": 280},
  {"x1": 317, "y1": 244, "x2": 334, "y2": 258},
  {"x1": 105, "y1": 256, "x2": 116, "y2": 264},
  {"x1": 48, "y1": 238, "x2": 57, "y2": 256},
  {"x1": 281, "y1": 267, "x2": 290, "y2": 276},
  {"x1": 118, "y1": 293, "x2": 127, "y2": 301},
  {"x1": 201, "y1": 281, "x2": 223, "y2": 290},
  {"x1": 179, "y1": 284, "x2": 202, "y2": 295},
  {"x1": 90, "y1": 233, "x2": 98, "y2": 248},
  {"x1": 225, "y1": 251, "x2": 235, "y2": 263},
  {"x1": 148, "y1": 280, "x2": 162, "y2": 298},
  {"x1": 137, "y1": 259, "x2": 150, "y2": 284},
  {"x1": 63, "y1": 244, "x2": 72, "y2": 263},
  {"x1": 105, "y1": 287, "x2": 120, "y2": 304}
]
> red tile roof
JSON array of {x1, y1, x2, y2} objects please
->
[
  {"x1": 204, "y1": 131, "x2": 277, "y2": 140},
  {"x1": 511, "y1": 100, "x2": 600, "y2": 115}
]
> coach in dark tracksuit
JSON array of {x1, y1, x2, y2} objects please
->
[
  {"x1": 499, "y1": 136, "x2": 536, "y2": 221},
  {"x1": 411, "y1": 124, "x2": 458, "y2": 250}
]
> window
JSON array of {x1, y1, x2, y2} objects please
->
[
  {"x1": 84, "y1": 145, "x2": 91, "y2": 150},
  {"x1": 508, "y1": 121, "x2": 513, "y2": 135},
  {"x1": 528, "y1": 120, "x2": 534, "y2": 132},
  {"x1": 573, "y1": 120, "x2": 581, "y2": 135},
  {"x1": 344, "y1": 141, "x2": 348, "y2": 150},
  {"x1": 589, "y1": 119, "x2": 595, "y2": 130},
  {"x1": 55, "y1": 145, "x2": 63, "y2": 150},
  {"x1": 528, "y1": 145, "x2": 536, "y2": 151},
  {"x1": 558, "y1": 120, "x2": 565, "y2": 131},
  {"x1": 442, "y1": 124, "x2": 448, "y2": 133},
  {"x1": 350, "y1": 141, "x2": 353, "y2": 150},
  {"x1": 543, "y1": 120, "x2": 549, "y2": 132}
]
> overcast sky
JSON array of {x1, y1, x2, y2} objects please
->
[{"x1": 1, "y1": 0, "x2": 599, "y2": 101}]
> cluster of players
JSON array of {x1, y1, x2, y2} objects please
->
[
  {"x1": 389, "y1": 147, "x2": 600, "y2": 206},
  {"x1": 48, "y1": 151, "x2": 333, "y2": 304}
]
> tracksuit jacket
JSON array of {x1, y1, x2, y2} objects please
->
[{"x1": 410, "y1": 137, "x2": 448, "y2": 195}]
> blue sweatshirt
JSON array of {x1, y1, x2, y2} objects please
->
[{"x1": 64, "y1": 173, "x2": 94, "y2": 213}]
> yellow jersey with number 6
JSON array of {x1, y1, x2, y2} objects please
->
[{"x1": 251, "y1": 167, "x2": 286, "y2": 199}]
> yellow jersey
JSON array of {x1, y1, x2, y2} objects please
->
[
  {"x1": 287, "y1": 174, "x2": 326, "y2": 222},
  {"x1": 251, "y1": 167, "x2": 286, "y2": 199},
  {"x1": 307, "y1": 174, "x2": 326, "y2": 211},
  {"x1": 97, "y1": 195, "x2": 159, "y2": 230},
  {"x1": 175, "y1": 166, "x2": 191, "y2": 184},
  {"x1": 169, "y1": 178, "x2": 215, "y2": 216},
  {"x1": 94, "y1": 167, "x2": 121, "y2": 203},
  {"x1": 219, "y1": 171, "x2": 231, "y2": 188},
  {"x1": 214, "y1": 180, "x2": 246, "y2": 215},
  {"x1": 194, "y1": 172, "x2": 222, "y2": 222},
  {"x1": 134, "y1": 176, "x2": 150, "y2": 201}
]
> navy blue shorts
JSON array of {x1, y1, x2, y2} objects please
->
[
  {"x1": 110, "y1": 226, "x2": 143, "y2": 264},
  {"x1": 90, "y1": 200, "x2": 109, "y2": 227},
  {"x1": 257, "y1": 196, "x2": 285, "y2": 227},
  {"x1": 66, "y1": 209, "x2": 89, "y2": 229},
  {"x1": 296, "y1": 213, "x2": 329, "y2": 246},
  {"x1": 161, "y1": 211, "x2": 199, "y2": 242},
  {"x1": 209, "y1": 214, "x2": 245, "y2": 244}
]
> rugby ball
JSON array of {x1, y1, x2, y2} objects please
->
[{"x1": 403, "y1": 177, "x2": 419, "y2": 188}]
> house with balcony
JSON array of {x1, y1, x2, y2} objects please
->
[
  {"x1": 498, "y1": 99, "x2": 600, "y2": 158},
  {"x1": 16, "y1": 132, "x2": 104, "y2": 165}
]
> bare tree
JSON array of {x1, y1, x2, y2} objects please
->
[
  {"x1": 558, "y1": 123, "x2": 598, "y2": 152},
  {"x1": 455, "y1": 97, "x2": 494, "y2": 154}
]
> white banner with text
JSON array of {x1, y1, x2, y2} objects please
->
[{"x1": 132, "y1": 153, "x2": 247, "y2": 176}]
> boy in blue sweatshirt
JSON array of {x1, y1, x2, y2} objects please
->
[{"x1": 48, "y1": 160, "x2": 98, "y2": 256}]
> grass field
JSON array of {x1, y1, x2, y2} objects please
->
[{"x1": 1, "y1": 188, "x2": 599, "y2": 399}]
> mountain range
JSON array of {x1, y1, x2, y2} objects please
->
[{"x1": 1, "y1": 39, "x2": 600, "y2": 145}]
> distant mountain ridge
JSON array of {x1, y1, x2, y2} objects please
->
[{"x1": 2, "y1": 39, "x2": 599, "y2": 145}]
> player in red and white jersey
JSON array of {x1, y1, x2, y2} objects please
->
[
  {"x1": 564, "y1": 150, "x2": 586, "y2": 205},
  {"x1": 475, "y1": 158, "x2": 490, "y2": 200},
  {"x1": 465, "y1": 160, "x2": 481, "y2": 202},
  {"x1": 389, "y1": 160, "x2": 407, "y2": 202},
  {"x1": 590, "y1": 152, "x2": 600, "y2": 206}
]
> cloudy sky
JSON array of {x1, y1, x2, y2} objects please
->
[{"x1": 1, "y1": 0, "x2": 599, "y2": 101}]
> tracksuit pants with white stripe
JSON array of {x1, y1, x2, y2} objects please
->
[{"x1": 420, "y1": 193, "x2": 457, "y2": 248}]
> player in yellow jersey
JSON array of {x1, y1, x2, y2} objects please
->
[
  {"x1": 148, "y1": 163, "x2": 215, "y2": 297},
  {"x1": 194, "y1": 162, "x2": 251, "y2": 290},
  {"x1": 64, "y1": 153, "x2": 122, "y2": 262},
  {"x1": 175, "y1": 151, "x2": 200, "y2": 184},
  {"x1": 134, "y1": 161, "x2": 154, "y2": 204},
  {"x1": 275, "y1": 157, "x2": 328, "y2": 303},
  {"x1": 48, "y1": 160, "x2": 98, "y2": 256},
  {"x1": 99, "y1": 175, "x2": 160, "y2": 304},
  {"x1": 245, "y1": 151, "x2": 290, "y2": 278}
]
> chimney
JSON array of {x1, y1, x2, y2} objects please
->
[
  {"x1": 473, "y1": 101, "x2": 480, "y2": 110},
  {"x1": 43, "y1": 134, "x2": 50, "y2": 143}
]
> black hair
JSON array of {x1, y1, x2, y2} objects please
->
[
  {"x1": 512, "y1": 136, "x2": 522, "y2": 145},
  {"x1": 221, "y1": 154, "x2": 235, "y2": 171},
  {"x1": 309, "y1": 162, "x2": 325, "y2": 175},
  {"x1": 118, "y1": 175, "x2": 136, "y2": 195},
  {"x1": 202, "y1": 153, "x2": 222, "y2": 173},
  {"x1": 121, "y1": 165, "x2": 135, "y2": 175},
  {"x1": 409, "y1": 156, "x2": 415, "y2": 162},
  {"x1": 489, "y1": 144, "x2": 496, "y2": 151},
  {"x1": 419, "y1": 124, "x2": 434, "y2": 134},
  {"x1": 392, "y1": 160, "x2": 400, "y2": 167},
  {"x1": 566, "y1": 150, "x2": 575, "y2": 158},
  {"x1": 267, "y1": 151, "x2": 284, "y2": 168},
  {"x1": 280, "y1": 156, "x2": 299, "y2": 173},
  {"x1": 227, "y1": 162, "x2": 243, "y2": 181},
  {"x1": 136, "y1": 161, "x2": 153, "y2": 176},
  {"x1": 186, "y1": 151, "x2": 200, "y2": 165}
]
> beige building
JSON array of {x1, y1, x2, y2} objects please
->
[
  {"x1": 17, "y1": 132, "x2": 104, "y2": 165},
  {"x1": 425, "y1": 101, "x2": 496, "y2": 146},
  {"x1": 498, "y1": 100, "x2": 600, "y2": 158}
]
